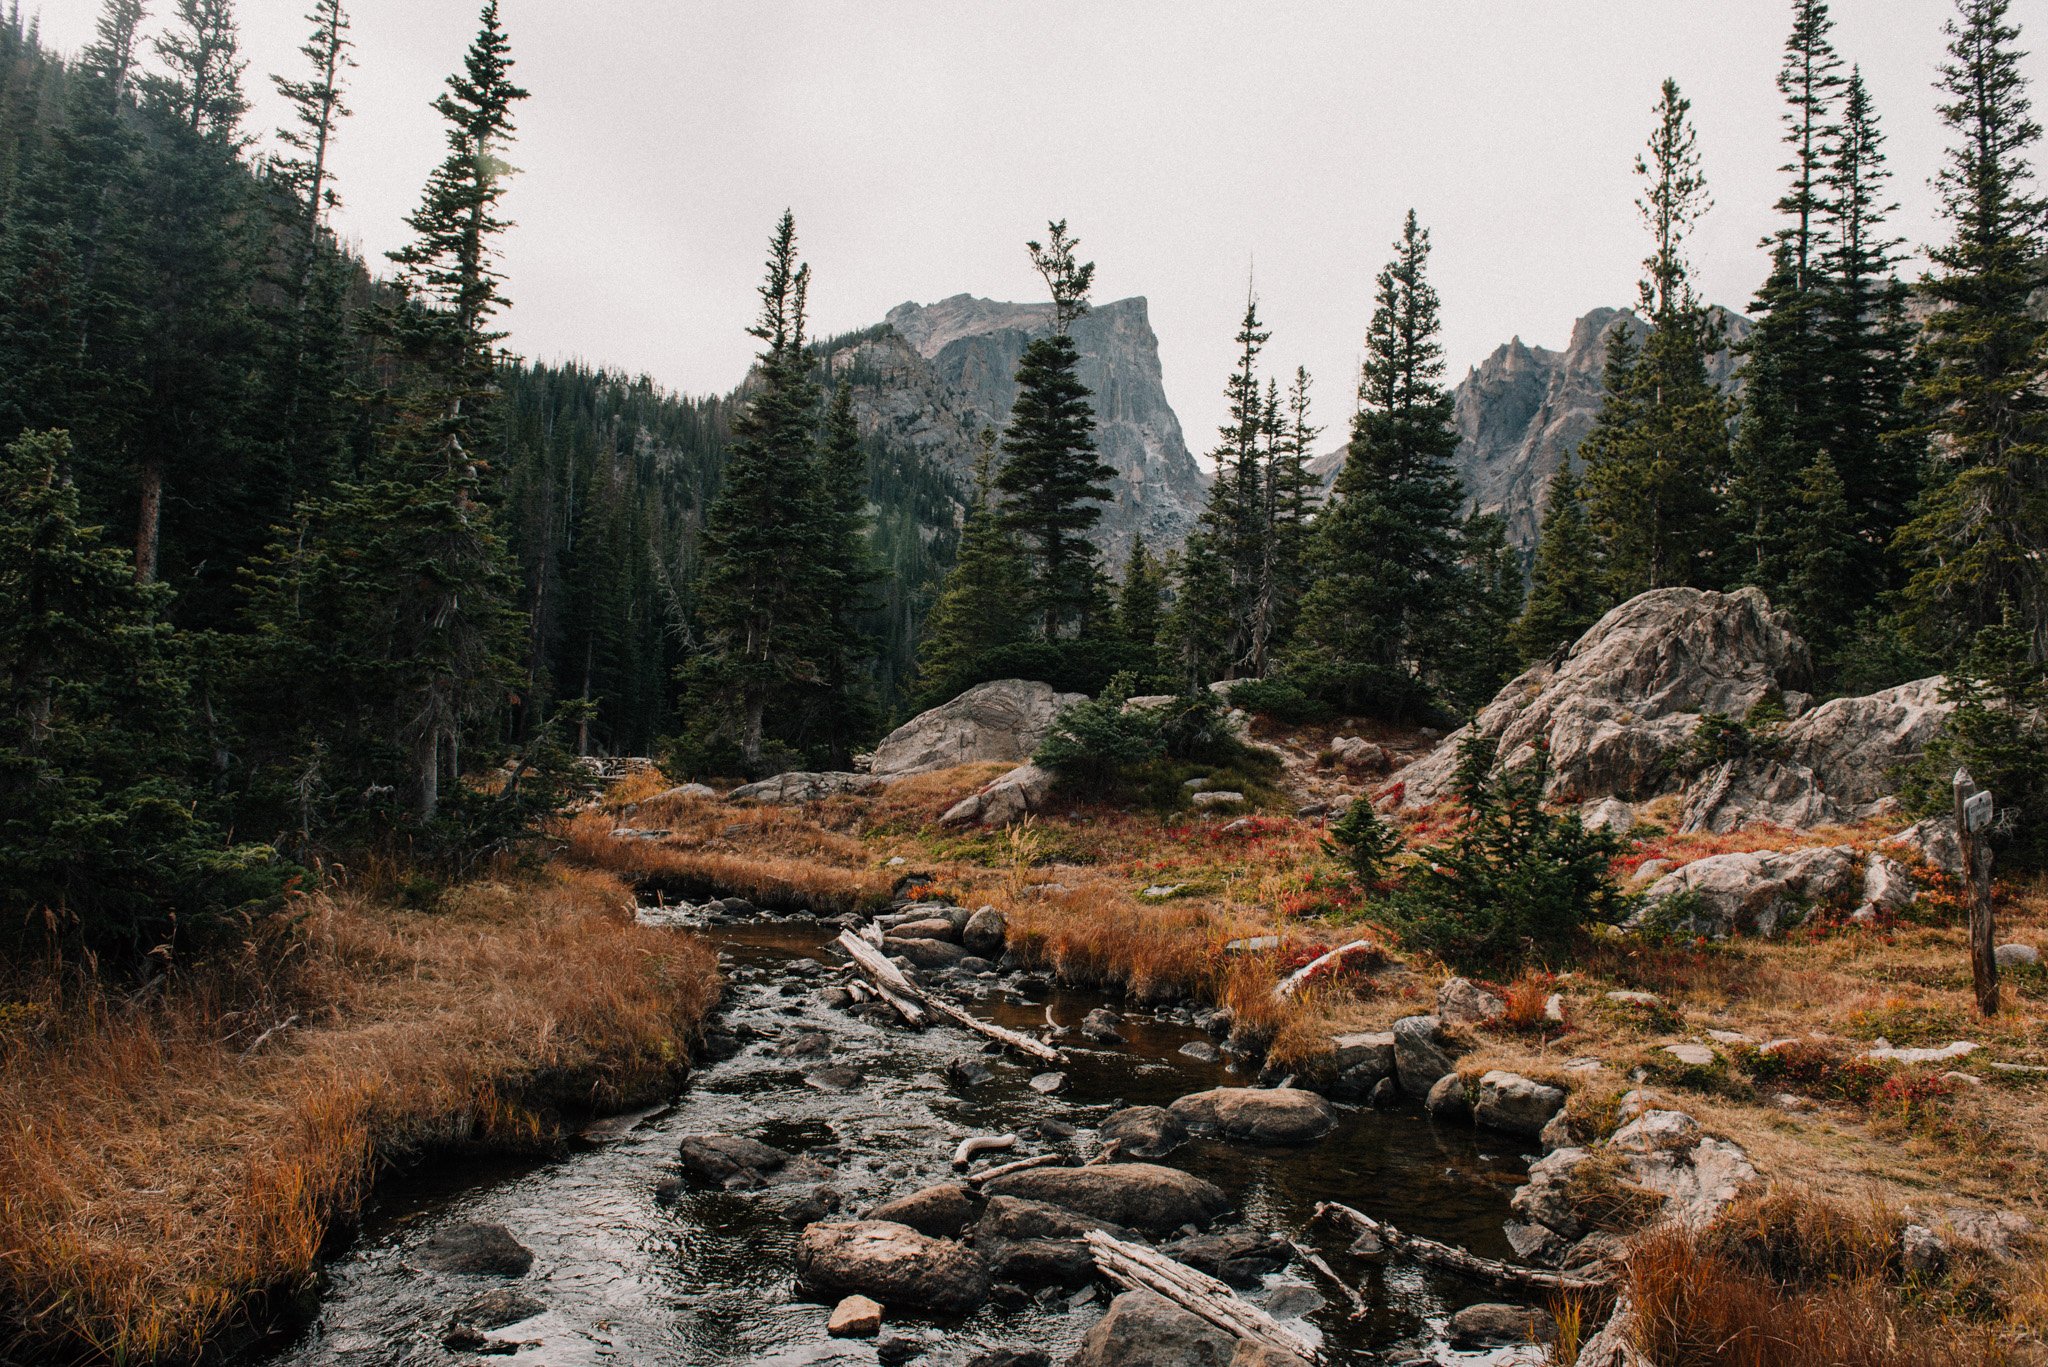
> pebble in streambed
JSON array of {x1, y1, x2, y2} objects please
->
[{"x1": 251, "y1": 903, "x2": 1533, "y2": 1367}]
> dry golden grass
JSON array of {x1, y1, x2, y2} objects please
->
[{"x1": 0, "y1": 865, "x2": 717, "y2": 1364}]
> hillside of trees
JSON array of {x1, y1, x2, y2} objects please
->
[{"x1": 2, "y1": 0, "x2": 2046, "y2": 963}]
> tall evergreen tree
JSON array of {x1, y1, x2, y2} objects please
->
[
  {"x1": 1428, "y1": 511, "x2": 1526, "y2": 713},
  {"x1": 1116, "y1": 531, "x2": 1166, "y2": 669},
  {"x1": 1579, "y1": 79, "x2": 1732, "y2": 596},
  {"x1": 996, "y1": 220, "x2": 1114, "y2": 640},
  {"x1": 1251, "y1": 365, "x2": 1321, "y2": 674},
  {"x1": 808, "y1": 380, "x2": 882, "y2": 768},
  {"x1": 1511, "y1": 462, "x2": 1607, "y2": 663},
  {"x1": 1899, "y1": 0, "x2": 2048, "y2": 661},
  {"x1": 687, "y1": 210, "x2": 825, "y2": 769},
  {"x1": 1286, "y1": 211, "x2": 1463, "y2": 718},
  {"x1": 916, "y1": 429, "x2": 1029, "y2": 706}
]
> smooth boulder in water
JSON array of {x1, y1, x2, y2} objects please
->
[
  {"x1": 1067, "y1": 1289, "x2": 1237, "y2": 1367},
  {"x1": 416, "y1": 1222, "x2": 533, "y2": 1277},
  {"x1": 981, "y1": 1163, "x2": 1228, "y2": 1238},
  {"x1": 870, "y1": 1182, "x2": 980, "y2": 1240},
  {"x1": 794, "y1": 1220, "x2": 991, "y2": 1315},
  {"x1": 1167, "y1": 1087, "x2": 1336, "y2": 1145},
  {"x1": 1099, "y1": 1105, "x2": 1189, "y2": 1159}
]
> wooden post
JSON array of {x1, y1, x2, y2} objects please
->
[{"x1": 1954, "y1": 768, "x2": 1998, "y2": 1018}]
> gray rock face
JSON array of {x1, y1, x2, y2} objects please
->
[
  {"x1": 1635, "y1": 844, "x2": 1859, "y2": 937},
  {"x1": 827, "y1": 295, "x2": 1208, "y2": 562},
  {"x1": 1166, "y1": 1088, "x2": 1337, "y2": 1145},
  {"x1": 1882, "y1": 817, "x2": 1965, "y2": 874},
  {"x1": 1066, "y1": 1289, "x2": 1237, "y2": 1367},
  {"x1": 1474, "y1": 1070, "x2": 1568, "y2": 1139},
  {"x1": 1388, "y1": 588, "x2": 1809, "y2": 810},
  {"x1": 728, "y1": 771, "x2": 882, "y2": 804},
  {"x1": 1100, "y1": 1105, "x2": 1190, "y2": 1159},
  {"x1": 1678, "y1": 676, "x2": 1951, "y2": 833},
  {"x1": 867, "y1": 680, "x2": 1086, "y2": 777},
  {"x1": 981, "y1": 1163, "x2": 1229, "y2": 1238},
  {"x1": 942, "y1": 763, "x2": 1060, "y2": 826},
  {"x1": 1392, "y1": 1014, "x2": 1465, "y2": 1096},
  {"x1": 794, "y1": 1220, "x2": 990, "y2": 1315},
  {"x1": 1313, "y1": 305, "x2": 1750, "y2": 549}
]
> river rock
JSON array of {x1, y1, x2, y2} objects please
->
[
  {"x1": 828, "y1": 1294, "x2": 884, "y2": 1337},
  {"x1": 964, "y1": 906, "x2": 1009, "y2": 956},
  {"x1": 974, "y1": 1195, "x2": 1139, "y2": 1244},
  {"x1": 1634, "y1": 844, "x2": 1858, "y2": 937},
  {"x1": 942, "y1": 763, "x2": 1060, "y2": 826},
  {"x1": 1083, "y1": 1008, "x2": 1125, "y2": 1043},
  {"x1": 1448, "y1": 1302, "x2": 1557, "y2": 1347},
  {"x1": 1425, "y1": 1073, "x2": 1469, "y2": 1121},
  {"x1": 871, "y1": 1183, "x2": 980, "y2": 1239},
  {"x1": 1160, "y1": 1230, "x2": 1292, "y2": 1290},
  {"x1": 1067, "y1": 1289, "x2": 1237, "y2": 1367},
  {"x1": 886, "y1": 916, "x2": 963, "y2": 944},
  {"x1": 1437, "y1": 976, "x2": 1506, "y2": 1027},
  {"x1": 1474, "y1": 1070, "x2": 1567, "y2": 1139},
  {"x1": 1029, "y1": 1071, "x2": 1068, "y2": 1094},
  {"x1": 973, "y1": 1196, "x2": 1139, "y2": 1289},
  {"x1": 1392, "y1": 1014, "x2": 1465, "y2": 1096},
  {"x1": 1100, "y1": 1105, "x2": 1189, "y2": 1159},
  {"x1": 866, "y1": 679, "x2": 1085, "y2": 777},
  {"x1": 1167, "y1": 1087, "x2": 1336, "y2": 1145},
  {"x1": 1326, "y1": 1031, "x2": 1395, "y2": 1097},
  {"x1": 795, "y1": 1220, "x2": 990, "y2": 1315},
  {"x1": 967, "y1": 1352, "x2": 1050, "y2": 1367},
  {"x1": 1229, "y1": 1346, "x2": 1312, "y2": 1367},
  {"x1": 417, "y1": 1222, "x2": 533, "y2": 1277},
  {"x1": 805, "y1": 1065, "x2": 866, "y2": 1092},
  {"x1": 453, "y1": 1287, "x2": 546, "y2": 1329},
  {"x1": 982, "y1": 1163, "x2": 1229, "y2": 1238},
  {"x1": 890, "y1": 937, "x2": 970, "y2": 970},
  {"x1": 728, "y1": 770, "x2": 883, "y2": 804},
  {"x1": 1386, "y1": 588, "x2": 1810, "y2": 810},
  {"x1": 677, "y1": 1133, "x2": 794, "y2": 1189}
]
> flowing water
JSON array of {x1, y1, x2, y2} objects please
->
[{"x1": 256, "y1": 914, "x2": 1541, "y2": 1366}]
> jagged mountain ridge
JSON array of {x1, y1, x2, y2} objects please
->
[
  {"x1": 1312, "y1": 304, "x2": 1751, "y2": 549},
  {"x1": 818, "y1": 294, "x2": 1208, "y2": 562}
]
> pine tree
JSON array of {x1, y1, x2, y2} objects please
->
[
  {"x1": 1429, "y1": 511, "x2": 1526, "y2": 713},
  {"x1": 916, "y1": 429, "x2": 1029, "y2": 706},
  {"x1": 688, "y1": 211, "x2": 825, "y2": 769},
  {"x1": 1579, "y1": 79, "x2": 1732, "y2": 597},
  {"x1": 1728, "y1": 2, "x2": 1845, "y2": 596},
  {"x1": 996, "y1": 220, "x2": 1114, "y2": 640},
  {"x1": 1511, "y1": 462, "x2": 1607, "y2": 663},
  {"x1": 1116, "y1": 531, "x2": 1166, "y2": 669},
  {"x1": 1251, "y1": 365, "x2": 1321, "y2": 674},
  {"x1": 1286, "y1": 211, "x2": 1464, "y2": 718},
  {"x1": 1898, "y1": 0, "x2": 2048, "y2": 661},
  {"x1": 807, "y1": 380, "x2": 882, "y2": 768}
]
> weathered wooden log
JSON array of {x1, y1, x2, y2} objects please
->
[
  {"x1": 1085, "y1": 1229, "x2": 1324, "y2": 1362},
  {"x1": 1574, "y1": 1292, "x2": 1645, "y2": 1366},
  {"x1": 1287, "y1": 1238, "x2": 1368, "y2": 1322},
  {"x1": 965, "y1": 1153, "x2": 1064, "y2": 1185},
  {"x1": 952, "y1": 1133, "x2": 1016, "y2": 1169},
  {"x1": 1273, "y1": 939, "x2": 1382, "y2": 999},
  {"x1": 835, "y1": 929, "x2": 1066, "y2": 1062},
  {"x1": 1314, "y1": 1202, "x2": 1612, "y2": 1295}
]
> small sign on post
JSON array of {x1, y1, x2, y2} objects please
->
[{"x1": 1954, "y1": 768, "x2": 1998, "y2": 1017}]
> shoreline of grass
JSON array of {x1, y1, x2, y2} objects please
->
[{"x1": 0, "y1": 865, "x2": 719, "y2": 1366}]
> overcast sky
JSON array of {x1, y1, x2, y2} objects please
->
[{"x1": 32, "y1": 1, "x2": 2046, "y2": 457}]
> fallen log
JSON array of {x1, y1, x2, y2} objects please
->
[
  {"x1": 1273, "y1": 939, "x2": 1383, "y2": 1000},
  {"x1": 834, "y1": 929, "x2": 1066, "y2": 1063},
  {"x1": 1314, "y1": 1202, "x2": 1611, "y2": 1295},
  {"x1": 965, "y1": 1153, "x2": 1064, "y2": 1185},
  {"x1": 952, "y1": 1133, "x2": 1016, "y2": 1169},
  {"x1": 1573, "y1": 1292, "x2": 1645, "y2": 1367},
  {"x1": 1085, "y1": 1229, "x2": 1324, "y2": 1363},
  {"x1": 1287, "y1": 1238, "x2": 1368, "y2": 1322}
]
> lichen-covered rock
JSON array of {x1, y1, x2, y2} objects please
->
[
  {"x1": 942, "y1": 763, "x2": 1059, "y2": 826},
  {"x1": 1437, "y1": 976, "x2": 1506, "y2": 1027},
  {"x1": 1473, "y1": 1070, "x2": 1567, "y2": 1139},
  {"x1": 1387, "y1": 588, "x2": 1808, "y2": 809},
  {"x1": 1882, "y1": 817, "x2": 1964, "y2": 874},
  {"x1": 1066, "y1": 1289, "x2": 1237, "y2": 1367},
  {"x1": 794, "y1": 1220, "x2": 990, "y2": 1315},
  {"x1": 1633, "y1": 844, "x2": 1858, "y2": 937},
  {"x1": 866, "y1": 680, "x2": 1085, "y2": 777},
  {"x1": 1167, "y1": 1087, "x2": 1336, "y2": 1145},
  {"x1": 981, "y1": 1163, "x2": 1229, "y2": 1238},
  {"x1": 728, "y1": 771, "x2": 883, "y2": 804}
]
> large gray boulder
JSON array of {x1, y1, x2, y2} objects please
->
[
  {"x1": 727, "y1": 771, "x2": 882, "y2": 804},
  {"x1": 982, "y1": 1163, "x2": 1229, "y2": 1238},
  {"x1": 1388, "y1": 588, "x2": 1808, "y2": 809},
  {"x1": 866, "y1": 679, "x2": 1085, "y2": 777},
  {"x1": 1392, "y1": 1014, "x2": 1466, "y2": 1096},
  {"x1": 1100, "y1": 1106, "x2": 1190, "y2": 1159},
  {"x1": 1678, "y1": 676, "x2": 1950, "y2": 834},
  {"x1": 1633, "y1": 845, "x2": 1859, "y2": 937},
  {"x1": 869, "y1": 1182, "x2": 980, "y2": 1239},
  {"x1": 1066, "y1": 1289, "x2": 1237, "y2": 1367},
  {"x1": 941, "y1": 763, "x2": 1059, "y2": 826},
  {"x1": 794, "y1": 1220, "x2": 990, "y2": 1315},
  {"x1": 1167, "y1": 1088, "x2": 1336, "y2": 1145},
  {"x1": 1473, "y1": 1070, "x2": 1568, "y2": 1140},
  {"x1": 1512, "y1": 1108, "x2": 1759, "y2": 1240}
]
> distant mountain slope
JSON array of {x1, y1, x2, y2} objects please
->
[
  {"x1": 1312, "y1": 305, "x2": 1750, "y2": 549},
  {"x1": 819, "y1": 294, "x2": 1209, "y2": 561}
]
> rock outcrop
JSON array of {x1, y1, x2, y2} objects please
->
[
  {"x1": 865, "y1": 680, "x2": 1085, "y2": 777},
  {"x1": 727, "y1": 771, "x2": 882, "y2": 804},
  {"x1": 1634, "y1": 845, "x2": 1859, "y2": 938},
  {"x1": 1387, "y1": 588, "x2": 1809, "y2": 810},
  {"x1": 941, "y1": 763, "x2": 1059, "y2": 826},
  {"x1": 1513, "y1": 1107, "x2": 1759, "y2": 1241}
]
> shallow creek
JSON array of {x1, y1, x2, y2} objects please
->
[{"x1": 257, "y1": 913, "x2": 1538, "y2": 1366}]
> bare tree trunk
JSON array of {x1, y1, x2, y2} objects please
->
[
  {"x1": 135, "y1": 458, "x2": 163, "y2": 586},
  {"x1": 415, "y1": 726, "x2": 441, "y2": 823}
]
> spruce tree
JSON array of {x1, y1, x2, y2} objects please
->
[
  {"x1": 916, "y1": 429, "x2": 1029, "y2": 706},
  {"x1": 1429, "y1": 511, "x2": 1526, "y2": 713},
  {"x1": 996, "y1": 220, "x2": 1114, "y2": 640},
  {"x1": 1511, "y1": 462, "x2": 1607, "y2": 663},
  {"x1": 1286, "y1": 211, "x2": 1464, "y2": 718},
  {"x1": 808, "y1": 380, "x2": 882, "y2": 768},
  {"x1": 1579, "y1": 79, "x2": 1732, "y2": 597},
  {"x1": 688, "y1": 211, "x2": 825, "y2": 769},
  {"x1": 1116, "y1": 531, "x2": 1166, "y2": 670},
  {"x1": 1251, "y1": 365, "x2": 1321, "y2": 674},
  {"x1": 1898, "y1": 0, "x2": 2048, "y2": 661}
]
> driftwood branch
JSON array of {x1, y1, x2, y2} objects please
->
[
  {"x1": 1315, "y1": 1202, "x2": 1611, "y2": 1295},
  {"x1": 952, "y1": 1134, "x2": 1016, "y2": 1169},
  {"x1": 1287, "y1": 1238, "x2": 1368, "y2": 1322},
  {"x1": 1273, "y1": 939, "x2": 1382, "y2": 1000},
  {"x1": 835, "y1": 929, "x2": 1066, "y2": 1062},
  {"x1": 1086, "y1": 1229, "x2": 1324, "y2": 1362},
  {"x1": 965, "y1": 1153, "x2": 1063, "y2": 1185}
]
